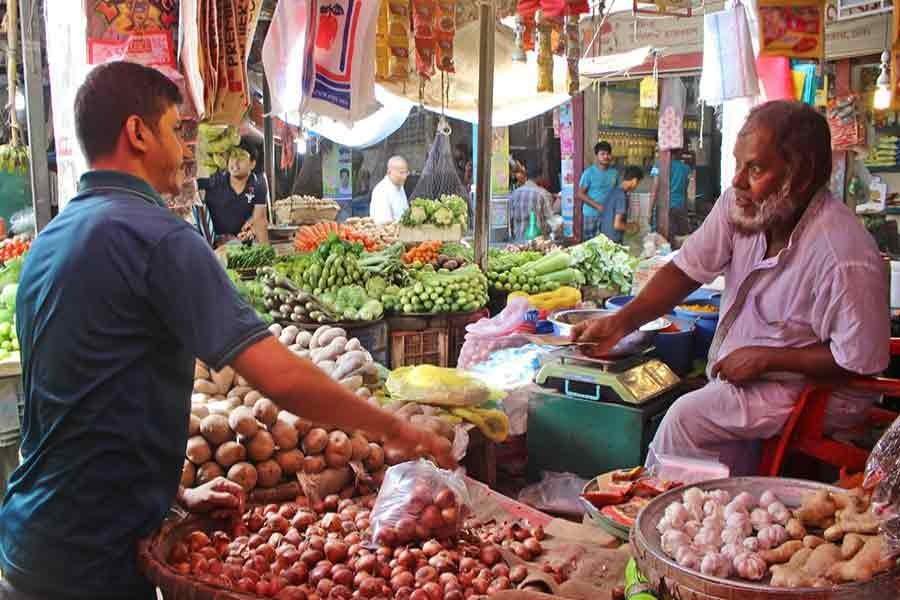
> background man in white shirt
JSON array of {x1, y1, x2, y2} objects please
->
[{"x1": 370, "y1": 156, "x2": 410, "y2": 224}]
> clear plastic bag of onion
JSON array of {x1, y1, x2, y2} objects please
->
[{"x1": 370, "y1": 459, "x2": 471, "y2": 546}]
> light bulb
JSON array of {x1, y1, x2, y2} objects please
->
[
  {"x1": 875, "y1": 84, "x2": 891, "y2": 110},
  {"x1": 294, "y1": 136, "x2": 307, "y2": 155},
  {"x1": 14, "y1": 91, "x2": 24, "y2": 112}
]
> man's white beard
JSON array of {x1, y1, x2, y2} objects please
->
[{"x1": 728, "y1": 179, "x2": 799, "y2": 234}]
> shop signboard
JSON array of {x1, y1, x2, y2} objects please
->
[{"x1": 581, "y1": 0, "x2": 888, "y2": 76}]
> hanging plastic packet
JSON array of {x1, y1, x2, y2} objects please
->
[
  {"x1": 863, "y1": 415, "x2": 900, "y2": 555},
  {"x1": 388, "y1": 0, "x2": 412, "y2": 81},
  {"x1": 413, "y1": 0, "x2": 437, "y2": 81},
  {"x1": 375, "y1": 0, "x2": 391, "y2": 81},
  {"x1": 436, "y1": 0, "x2": 456, "y2": 73}
]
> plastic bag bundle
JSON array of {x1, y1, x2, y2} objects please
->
[
  {"x1": 863, "y1": 415, "x2": 900, "y2": 554},
  {"x1": 385, "y1": 365, "x2": 491, "y2": 407},
  {"x1": 457, "y1": 297, "x2": 534, "y2": 368},
  {"x1": 410, "y1": 129, "x2": 468, "y2": 204},
  {"x1": 9, "y1": 208, "x2": 33, "y2": 236},
  {"x1": 370, "y1": 459, "x2": 471, "y2": 545}
]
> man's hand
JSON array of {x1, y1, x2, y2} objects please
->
[
  {"x1": 389, "y1": 420, "x2": 457, "y2": 470},
  {"x1": 570, "y1": 313, "x2": 629, "y2": 356},
  {"x1": 711, "y1": 347, "x2": 772, "y2": 384},
  {"x1": 181, "y1": 477, "x2": 245, "y2": 514}
]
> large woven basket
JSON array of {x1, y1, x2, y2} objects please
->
[
  {"x1": 631, "y1": 477, "x2": 900, "y2": 600},
  {"x1": 138, "y1": 513, "x2": 258, "y2": 600}
]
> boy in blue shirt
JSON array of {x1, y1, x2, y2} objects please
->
[
  {"x1": 600, "y1": 165, "x2": 644, "y2": 243},
  {"x1": 577, "y1": 141, "x2": 619, "y2": 240}
]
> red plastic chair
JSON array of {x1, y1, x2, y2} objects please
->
[{"x1": 758, "y1": 339, "x2": 900, "y2": 477}]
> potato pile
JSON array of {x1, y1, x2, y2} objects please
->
[
  {"x1": 184, "y1": 325, "x2": 383, "y2": 499},
  {"x1": 343, "y1": 217, "x2": 400, "y2": 248}
]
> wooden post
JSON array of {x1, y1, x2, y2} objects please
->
[
  {"x1": 572, "y1": 92, "x2": 585, "y2": 241},
  {"x1": 473, "y1": 0, "x2": 495, "y2": 272}
]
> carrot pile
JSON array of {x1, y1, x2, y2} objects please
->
[
  {"x1": 294, "y1": 222, "x2": 379, "y2": 252},
  {"x1": 0, "y1": 237, "x2": 29, "y2": 262},
  {"x1": 403, "y1": 240, "x2": 442, "y2": 264}
]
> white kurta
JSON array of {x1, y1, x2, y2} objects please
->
[
  {"x1": 648, "y1": 188, "x2": 890, "y2": 476},
  {"x1": 369, "y1": 176, "x2": 408, "y2": 224}
]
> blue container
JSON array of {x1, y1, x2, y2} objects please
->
[
  {"x1": 653, "y1": 317, "x2": 696, "y2": 376},
  {"x1": 673, "y1": 297, "x2": 720, "y2": 360},
  {"x1": 608, "y1": 294, "x2": 719, "y2": 361},
  {"x1": 605, "y1": 295, "x2": 634, "y2": 311}
]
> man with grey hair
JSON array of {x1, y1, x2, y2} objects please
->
[
  {"x1": 571, "y1": 100, "x2": 889, "y2": 475},
  {"x1": 370, "y1": 155, "x2": 410, "y2": 224}
]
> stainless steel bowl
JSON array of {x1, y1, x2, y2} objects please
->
[{"x1": 549, "y1": 308, "x2": 656, "y2": 358}]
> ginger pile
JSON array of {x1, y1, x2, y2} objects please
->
[{"x1": 765, "y1": 487, "x2": 893, "y2": 588}]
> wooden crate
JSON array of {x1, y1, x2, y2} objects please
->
[
  {"x1": 398, "y1": 224, "x2": 462, "y2": 242},
  {"x1": 390, "y1": 329, "x2": 448, "y2": 368}
]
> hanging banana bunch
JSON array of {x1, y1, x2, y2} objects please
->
[
  {"x1": 196, "y1": 123, "x2": 240, "y2": 177},
  {"x1": 0, "y1": 0, "x2": 29, "y2": 176}
]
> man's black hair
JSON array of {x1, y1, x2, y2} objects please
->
[
  {"x1": 74, "y1": 61, "x2": 182, "y2": 163},
  {"x1": 623, "y1": 165, "x2": 644, "y2": 182},
  {"x1": 594, "y1": 141, "x2": 612, "y2": 155}
]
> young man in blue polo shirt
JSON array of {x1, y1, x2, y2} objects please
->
[
  {"x1": 576, "y1": 141, "x2": 619, "y2": 240},
  {"x1": 197, "y1": 137, "x2": 270, "y2": 246},
  {"x1": 0, "y1": 61, "x2": 452, "y2": 600}
]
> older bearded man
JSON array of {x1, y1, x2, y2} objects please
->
[{"x1": 572, "y1": 101, "x2": 890, "y2": 475}]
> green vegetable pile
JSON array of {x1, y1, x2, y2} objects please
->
[
  {"x1": 0, "y1": 256, "x2": 23, "y2": 361},
  {"x1": 488, "y1": 250, "x2": 583, "y2": 293},
  {"x1": 569, "y1": 234, "x2": 638, "y2": 293},
  {"x1": 280, "y1": 234, "x2": 366, "y2": 295},
  {"x1": 226, "y1": 244, "x2": 276, "y2": 270},
  {"x1": 227, "y1": 269, "x2": 273, "y2": 324},
  {"x1": 259, "y1": 268, "x2": 382, "y2": 323},
  {"x1": 400, "y1": 194, "x2": 469, "y2": 229},
  {"x1": 0, "y1": 281, "x2": 18, "y2": 360},
  {"x1": 385, "y1": 264, "x2": 488, "y2": 314},
  {"x1": 357, "y1": 242, "x2": 410, "y2": 287}
]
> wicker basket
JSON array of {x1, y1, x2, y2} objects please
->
[
  {"x1": 139, "y1": 513, "x2": 257, "y2": 600},
  {"x1": 274, "y1": 199, "x2": 339, "y2": 225},
  {"x1": 631, "y1": 477, "x2": 900, "y2": 600}
]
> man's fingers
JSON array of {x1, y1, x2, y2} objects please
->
[
  {"x1": 207, "y1": 491, "x2": 240, "y2": 507},
  {"x1": 211, "y1": 477, "x2": 244, "y2": 495}
]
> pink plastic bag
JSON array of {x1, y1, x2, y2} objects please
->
[{"x1": 370, "y1": 459, "x2": 471, "y2": 546}]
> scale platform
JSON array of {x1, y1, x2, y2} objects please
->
[{"x1": 534, "y1": 349, "x2": 680, "y2": 405}]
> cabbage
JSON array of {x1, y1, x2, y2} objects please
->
[{"x1": 0, "y1": 284, "x2": 17, "y2": 310}]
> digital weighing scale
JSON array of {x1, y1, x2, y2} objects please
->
[
  {"x1": 534, "y1": 347, "x2": 680, "y2": 405},
  {"x1": 527, "y1": 347, "x2": 685, "y2": 480}
]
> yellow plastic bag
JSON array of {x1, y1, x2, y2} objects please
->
[
  {"x1": 450, "y1": 406, "x2": 510, "y2": 442},
  {"x1": 386, "y1": 365, "x2": 491, "y2": 407}
]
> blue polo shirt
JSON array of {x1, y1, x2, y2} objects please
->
[
  {"x1": 578, "y1": 165, "x2": 619, "y2": 218},
  {"x1": 197, "y1": 171, "x2": 268, "y2": 237},
  {"x1": 0, "y1": 170, "x2": 270, "y2": 599}
]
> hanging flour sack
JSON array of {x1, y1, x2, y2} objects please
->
[
  {"x1": 699, "y1": 3, "x2": 759, "y2": 105},
  {"x1": 262, "y1": 0, "x2": 317, "y2": 118},
  {"x1": 305, "y1": 0, "x2": 381, "y2": 124}
]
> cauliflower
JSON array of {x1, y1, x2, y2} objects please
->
[
  {"x1": 433, "y1": 206, "x2": 454, "y2": 227},
  {"x1": 402, "y1": 205, "x2": 428, "y2": 226}
]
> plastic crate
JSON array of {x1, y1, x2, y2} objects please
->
[
  {"x1": 390, "y1": 329, "x2": 448, "y2": 368},
  {"x1": 448, "y1": 309, "x2": 489, "y2": 367}
]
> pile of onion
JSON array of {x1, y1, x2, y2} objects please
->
[{"x1": 167, "y1": 495, "x2": 557, "y2": 599}]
